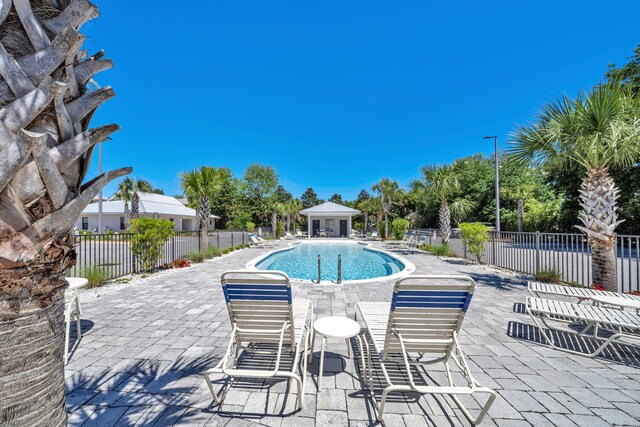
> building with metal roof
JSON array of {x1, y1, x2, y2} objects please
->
[
  {"x1": 76, "y1": 192, "x2": 219, "y2": 232},
  {"x1": 299, "y1": 202, "x2": 360, "y2": 237}
]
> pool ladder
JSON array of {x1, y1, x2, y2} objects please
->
[{"x1": 314, "y1": 254, "x2": 342, "y2": 284}]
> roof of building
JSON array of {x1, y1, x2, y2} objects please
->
[
  {"x1": 83, "y1": 192, "x2": 219, "y2": 218},
  {"x1": 299, "y1": 201, "x2": 360, "y2": 215}
]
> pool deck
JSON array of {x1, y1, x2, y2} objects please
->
[{"x1": 66, "y1": 242, "x2": 640, "y2": 426}]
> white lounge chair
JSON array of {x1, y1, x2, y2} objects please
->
[
  {"x1": 526, "y1": 296, "x2": 640, "y2": 358},
  {"x1": 284, "y1": 231, "x2": 294, "y2": 240},
  {"x1": 367, "y1": 231, "x2": 379, "y2": 241},
  {"x1": 355, "y1": 275, "x2": 496, "y2": 424},
  {"x1": 204, "y1": 271, "x2": 313, "y2": 409},
  {"x1": 528, "y1": 281, "x2": 640, "y2": 303},
  {"x1": 295, "y1": 229, "x2": 304, "y2": 239},
  {"x1": 248, "y1": 234, "x2": 266, "y2": 248},
  {"x1": 64, "y1": 288, "x2": 82, "y2": 365}
]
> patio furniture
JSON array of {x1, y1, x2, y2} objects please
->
[
  {"x1": 204, "y1": 271, "x2": 314, "y2": 409},
  {"x1": 367, "y1": 231, "x2": 379, "y2": 240},
  {"x1": 66, "y1": 277, "x2": 88, "y2": 315},
  {"x1": 354, "y1": 275, "x2": 496, "y2": 424},
  {"x1": 528, "y1": 281, "x2": 640, "y2": 304},
  {"x1": 526, "y1": 296, "x2": 640, "y2": 357},
  {"x1": 284, "y1": 231, "x2": 294, "y2": 240},
  {"x1": 312, "y1": 316, "x2": 361, "y2": 389},
  {"x1": 64, "y1": 288, "x2": 82, "y2": 365},
  {"x1": 591, "y1": 295, "x2": 640, "y2": 311}
]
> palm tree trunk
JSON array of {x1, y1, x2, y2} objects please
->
[
  {"x1": 363, "y1": 212, "x2": 368, "y2": 233},
  {"x1": 384, "y1": 212, "x2": 389, "y2": 239},
  {"x1": 124, "y1": 200, "x2": 131, "y2": 229},
  {"x1": 131, "y1": 192, "x2": 140, "y2": 219},
  {"x1": 575, "y1": 168, "x2": 621, "y2": 292},
  {"x1": 517, "y1": 198, "x2": 524, "y2": 233},
  {"x1": 440, "y1": 201, "x2": 451, "y2": 244},
  {"x1": 271, "y1": 211, "x2": 278, "y2": 238},
  {"x1": 199, "y1": 195, "x2": 210, "y2": 252},
  {"x1": 1, "y1": 238, "x2": 74, "y2": 426}
]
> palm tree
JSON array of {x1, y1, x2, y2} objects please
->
[
  {"x1": 180, "y1": 167, "x2": 218, "y2": 251},
  {"x1": 0, "y1": 2, "x2": 129, "y2": 423},
  {"x1": 510, "y1": 83, "x2": 640, "y2": 291},
  {"x1": 116, "y1": 177, "x2": 134, "y2": 228},
  {"x1": 130, "y1": 178, "x2": 153, "y2": 219},
  {"x1": 412, "y1": 162, "x2": 474, "y2": 243},
  {"x1": 372, "y1": 178, "x2": 402, "y2": 239},
  {"x1": 357, "y1": 197, "x2": 375, "y2": 234}
]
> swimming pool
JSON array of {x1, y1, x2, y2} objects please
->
[{"x1": 249, "y1": 241, "x2": 413, "y2": 283}]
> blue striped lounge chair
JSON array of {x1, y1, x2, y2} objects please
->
[
  {"x1": 355, "y1": 275, "x2": 496, "y2": 424},
  {"x1": 204, "y1": 271, "x2": 313, "y2": 410}
]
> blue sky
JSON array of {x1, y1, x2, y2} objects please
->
[{"x1": 86, "y1": 1, "x2": 640, "y2": 200}]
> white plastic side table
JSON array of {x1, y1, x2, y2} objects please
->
[
  {"x1": 66, "y1": 277, "x2": 88, "y2": 315},
  {"x1": 312, "y1": 316, "x2": 361, "y2": 389}
]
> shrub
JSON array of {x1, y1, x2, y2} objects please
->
[
  {"x1": 205, "y1": 246, "x2": 222, "y2": 258},
  {"x1": 173, "y1": 258, "x2": 191, "y2": 268},
  {"x1": 187, "y1": 251, "x2": 205, "y2": 263},
  {"x1": 222, "y1": 248, "x2": 231, "y2": 254},
  {"x1": 422, "y1": 244, "x2": 455, "y2": 257},
  {"x1": 80, "y1": 267, "x2": 108, "y2": 288},
  {"x1": 130, "y1": 218, "x2": 175, "y2": 272},
  {"x1": 245, "y1": 221, "x2": 256, "y2": 232},
  {"x1": 534, "y1": 268, "x2": 561, "y2": 283},
  {"x1": 392, "y1": 218, "x2": 410, "y2": 240},
  {"x1": 459, "y1": 222, "x2": 489, "y2": 263}
]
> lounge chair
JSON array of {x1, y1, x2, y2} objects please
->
[
  {"x1": 528, "y1": 281, "x2": 640, "y2": 303},
  {"x1": 295, "y1": 229, "x2": 304, "y2": 239},
  {"x1": 355, "y1": 275, "x2": 496, "y2": 424},
  {"x1": 204, "y1": 271, "x2": 314, "y2": 409},
  {"x1": 367, "y1": 231, "x2": 379, "y2": 241},
  {"x1": 526, "y1": 296, "x2": 640, "y2": 357},
  {"x1": 284, "y1": 231, "x2": 294, "y2": 240},
  {"x1": 248, "y1": 234, "x2": 266, "y2": 248},
  {"x1": 64, "y1": 288, "x2": 82, "y2": 364}
]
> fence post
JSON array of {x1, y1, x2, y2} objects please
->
[
  {"x1": 243, "y1": 232, "x2": 245, "y2": 245},
  {"x1": 535, "y1": 231, "x2": 540, "y2": 274},
  {"x1": 172, "y1": 236, "x2": 175, "y2": 262},
  {"x1": 492, "y1": 232, "x2": 496, "y2": 264},
  {"x1": 231, "y1": 231, "x2": 234, "y2": 247},
  {"x1": 217, "y1": 230, "x2": 220, "y2": 249}
]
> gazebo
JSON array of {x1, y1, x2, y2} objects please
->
[{"x1": 299, "y1": 201, "x2": 360, "y2": 237}]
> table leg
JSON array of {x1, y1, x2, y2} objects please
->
[
  {"x1": 309, "y1": 329, "x2": 316, "y2": 362},
  {"x1": 318, "y1": 336, "x2": 326, "y2": 389},
  {"x1": 346, "y1": 338, "x2": 351, "y2": 358},
  {"x1": 75, "y1": 289, "x2": 83, "y2": 316}
]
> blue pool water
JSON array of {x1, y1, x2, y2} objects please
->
[{"x1": 255, "y1": 242, "x2": 405, "y2": 281}]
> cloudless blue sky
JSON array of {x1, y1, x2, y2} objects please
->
[{"x1": 85, "y1": 1, "x2": 640, "y2": 200}]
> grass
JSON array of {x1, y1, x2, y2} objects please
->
[
  {"x1": 186, "y1": 251, "x2": 206, "y2": 263},
  {"x1": 80, "y1": 266, "x2": 108, "y2": 288},
  {"x1": 422, "y1": 244, "x2": 455, "y2": 257},
  {"x1": 533, "y1": 267, "x2": 561, "y2": 283}
]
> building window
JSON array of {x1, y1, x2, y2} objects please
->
[
  {"x1": 209, "y1": 219, "x2": 212, "y2": 225},
  {"x1": 82, "y1": 217, "x2": 88, "y2": 230},
  {"x1": 119, "y1": 217, "x2": 125, "y2": 230},
  {"x1": 169, "y1": 218, "x2": 174, "y2": 222}
]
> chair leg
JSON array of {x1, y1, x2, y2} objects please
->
[
  {"x1": 75, "y1": 299, "x2": 82, "y2": 339},
  {"x1": 64, "y1": 316, "x2": 71, "y2": 365},
  {"x1": 451, "y1": 387, "x2": 497, "y2": 425},
  {"x1": 318, "y1": 336, "x2": 326, "y2": 389}
]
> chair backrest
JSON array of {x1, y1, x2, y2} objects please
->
[
  {"x1": 371, "y1": 231, "x2": 378, "y2": 237},
  {"x1": 285, "y1": 231, "x2": 292, "y2": 237},
  {"x1": 249, "y1": 235, "x2": 261, "y2": 244},
  {"x1": 221, "y1": 270, "x2": 296, "y2": 348},
  {"x1": 383, "y1": 275, "x2": 475, "y2": 359}
]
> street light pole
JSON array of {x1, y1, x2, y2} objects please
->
[
  {"x1": 483, "y1": 136, "x2": 500, "y2": 233},
  {"x1": 98, "y1": 142, "x2": 103, "y2": 233}
]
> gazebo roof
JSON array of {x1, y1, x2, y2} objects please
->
[{"x1": 299, "y1": 201, "x2": 360, "y2": 216}]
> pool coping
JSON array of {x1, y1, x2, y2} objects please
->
[{"x1": 244, "y1": 239, "x2": 416, "y2": 285}]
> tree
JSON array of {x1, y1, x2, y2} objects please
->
[
  {"x1": 130, "y1": 179, "x2": 153, "y2": 219},
  {"x1": 509, "y1": 83, "x2": 640, "y2": 291},
  {"x1": 300, "y1": 187, "x2": 323, "y2": 209},
  {"x1": 130, "y1": 218, "x2": 175, "y2": 272},
  {"x1": 329, "y1": 193, "x2": 344, "y2": 204},
  {"x1": 116, "y1": 177, "x2": 134, "y2": 229},
  {"x1": 242, "y1": 164, "x2": 278, "y2": 225},
  {"x1": 412, "y1": 162, "x2": 474, "y2": 243},
  {"x1": 0, "y1": 2, "x2": 129, "y2": 423},
  {"x1": 209, "y1": 167, "x2": 241, "y2": 229},
  {"x1": 605, "y1": 44, "x2": 640, "y2": 94},
  {"x1": 180, "y1": 167, "x2": 219, "y2": 251},
  {"x1": 372, "y1": 178, "x2": 403, "y2": 239}
]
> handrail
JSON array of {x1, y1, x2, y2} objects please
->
[
  {"x1": 316, "y1": 255, "x2": 321, "y2": 284},
  {"x1": 337, "y1": 255, "x2": 342, "y2": 284}
]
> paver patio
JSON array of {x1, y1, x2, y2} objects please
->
[{"x1": 65, "y1": 243, "x2": 640, "y2": 426}]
